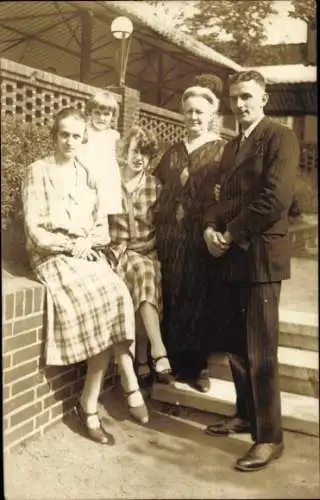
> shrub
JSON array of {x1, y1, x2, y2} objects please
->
[
  {"x1": 293, "y1": 168, "x2": 318, "y2": 215},
  {"x1": 2, "y1": 118, "x2": 52, "y2": 264}
]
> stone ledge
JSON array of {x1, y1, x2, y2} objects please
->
[
  {"x1": 2, "y1": 262, "x2": 44, "y2": 310},
  {"x1": 208, "y1": 347, "x2": 319, "y2": 398},
  {"x1": 152, "y1": 379, "x2": 319, "y2": 437},
  {"x1": 279, "y1": 310, "x2": 318, "y2": 334},
  {"x1": 2, "y1": 259, "x2": 116, "y2": 452}
]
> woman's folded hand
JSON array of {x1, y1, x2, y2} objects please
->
[
  {"x1": 71, "y1": 236, "x2": 94, "y2": 259},
  {"x1": 85, "y1": 249, "x2": 100, "y2": 261}
]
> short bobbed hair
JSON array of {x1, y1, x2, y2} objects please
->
[
  {"x1": 86, "y1": 90, "x2": 119, "y2": 116},
  {"x1": 122, "y1": 126, "x2": 159, "y2": 161}
]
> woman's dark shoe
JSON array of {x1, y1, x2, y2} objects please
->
[
  {"x1": 136, "y1": 362, "x2": 154, "y2": 390},
  {"x1": 194, "y1": 369, "x2": 211, "y2": 393},
  {"x1": 74, "y1": 399, "x2": 110, "y2": 445},
  {"x1": 125, "y1": 389, "x2": 149, "y2": 424},
  {"x1": 152, "y1": 355, "x2": 175, "y2": 384},
  {"x1": 205, "y1": 416, "x2": 251, "y2": 436}
]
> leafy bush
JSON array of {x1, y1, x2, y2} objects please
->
[
  {"x1": 2, "y1": 118, "x2": 52, "y2": 264},
  {"x1": 293, "y1": 168, "x2": 318, "y2": 215}
]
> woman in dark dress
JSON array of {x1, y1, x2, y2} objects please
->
[{"x1": 154, "y1": 76, "x2": 227, "y2": 391}]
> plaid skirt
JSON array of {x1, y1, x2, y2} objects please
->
[
  {"x1": 113, "y1": 249, "x2": 162, "y2": 316},
  {"x1": 35, "y1": 254, "x2": 135, "y2": 365}
]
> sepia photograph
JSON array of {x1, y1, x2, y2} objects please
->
[{"x1": 1, "y1": 1, "x2": 318, "y2": 498}]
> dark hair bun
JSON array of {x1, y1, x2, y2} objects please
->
[{"x1": 193, "y1": 74, "x2": 223, "y2": 98}]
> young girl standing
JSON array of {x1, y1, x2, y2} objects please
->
[
  {"x1": 108, "y1": 127, "x2": 174, "y2": 389},
  {"x1": 79, "y1": 90, "x2": 122, "y2": 216}
]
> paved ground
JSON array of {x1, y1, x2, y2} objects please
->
[
  {"x1": 4, "y1": 256, "x2": 318, "y2": 499},
  {"x1": 4, "y1": 387, "x2": 320, "y2": 500},
  {"x1": 280, "y1": 256, "x2": 317, "y2": 314}
]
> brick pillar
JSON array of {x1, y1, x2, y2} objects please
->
[{"x1": 110, "y1": 86, "x2": 140, "y2": 137}]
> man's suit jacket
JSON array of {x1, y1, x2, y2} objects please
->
[{"x1": 203, "y1": 117, "x2": 300, "y2": 283}]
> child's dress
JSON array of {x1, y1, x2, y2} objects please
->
[
  {"x1": 78, "y1": 127, "x2": 122, "y2": 216},
  {"x1": 108, "y1": 171, "x2": 162, "y2": 316}
]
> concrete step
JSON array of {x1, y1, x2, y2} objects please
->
[
  {"x1": 279, "y1": 310, "x2": 318, "y2": 351},
  {"x1": 152, "y1": 378, "x2": 319, "y2": 437},
  {"x1": 289, "y1": 220, "x2": 318, "y2": 258},
  {"x1": 208, "y1": 347, "x2": 319, "y2": 398}
]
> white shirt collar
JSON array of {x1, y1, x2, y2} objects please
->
[{"x1": 241, "y1": 115, "x2": 265, "y2": 139}]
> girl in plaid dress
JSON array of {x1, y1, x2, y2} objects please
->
[
  {"x1": 108, "y1": 127, "x2": 174, "y2": 388},
  {"x1": 22, "y1": 108, "x2": 149, "y2": 445}
]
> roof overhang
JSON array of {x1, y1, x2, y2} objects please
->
[
  {"x1": 0, "y1": 3, "x2": 315, "y2": 115},
  {"x1": 243, "y1": 64, "x2": 317, "y2": 116},
  {"x1": 0, "y1": 1, "x2": 241, "y2": 111},
  {"x1": 247, "y1": 64, "x2": 317, "y2": 85}
]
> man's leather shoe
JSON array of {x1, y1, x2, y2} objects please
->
[
  {"x1": 235, "y1": 442, "x2": 284, "y2": 472},
  {"x1": 205, "y1": 416, "x2": 250, "y2": 436}
]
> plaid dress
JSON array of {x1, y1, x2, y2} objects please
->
[
  {"x1": 108, "y1": 173, "x2": 162, "y2": 316},
  {"x1": 22, "y1": 156, "x2": 135, "y2": 366}
]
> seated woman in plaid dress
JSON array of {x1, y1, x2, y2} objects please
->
[
  {"x1": 108, "y1": 127, "x2": 174, "y2": 389},
  {"x1": 22, "y1": 108, "x2": 149, "y2": 446}
]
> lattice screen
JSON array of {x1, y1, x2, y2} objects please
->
[
  {"x1": 0, "y1": 60, "x2": 120, "y2": 128},
  {"x1": 139, "y1": 109, "x2": 186, "y2": 146},
  {"x1": 139, "y1": 109, "x2": 225, "y2": 146},
  {"x1": 3, "y1": 60, "x2": 315, "y2": 172},
  {"x1": 1, "y1": 79, "x2": 87, "y2": 126},
  {"x1": 300, "y1": 143, "x2": 318, "y2": 170}
]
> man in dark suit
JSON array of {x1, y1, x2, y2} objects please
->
[{"x1": 203, "y1": 70, "x2": 300, "y2": 472}]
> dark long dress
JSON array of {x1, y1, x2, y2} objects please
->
[{"x1": 154, "y1": 138, "x2": 227, "y2": 379}]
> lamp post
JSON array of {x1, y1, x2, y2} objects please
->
[{"x1": 111, "y1": 16, "x2": 133, "y2": 87}]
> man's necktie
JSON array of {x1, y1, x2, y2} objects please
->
[{"x1": 236, "y1": 131, "x2": 245, "y2": 153}]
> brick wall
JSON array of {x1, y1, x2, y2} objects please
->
[
  {"x1": 2, "y1": 270, "x2": 116, "y2": 453},
  {"x1": 107, "y1": 85, "x2": 140, "y2": 136}
]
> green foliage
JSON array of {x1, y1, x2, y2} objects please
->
[
  {"x1": 294, "y1": 169, "x2": 318, "y2": 214},
  {"x1": 181, "y1": 0, "x2": 276, "y2": 64},
  {"x1": 244, "y1": 43, "x2": 306, "y2": 66},
  {"x1": 2, "y1": 117, "x2": 52, "y2": 228},
  {"x1": 146, "y1": 1, "x2": 186, "y2": 27},
  {"x1": 148, "y1": 0, "x2": 315, "y2": 65},
  {"x1": 2, "y1": 118, "x2": 52, "y2": 263},
  {"x1": 289, "y1": 0, "x2": 316, "y2": 22},
  {"x1": 208, "y1": 41, "x2": 305, "y2": 66}
]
